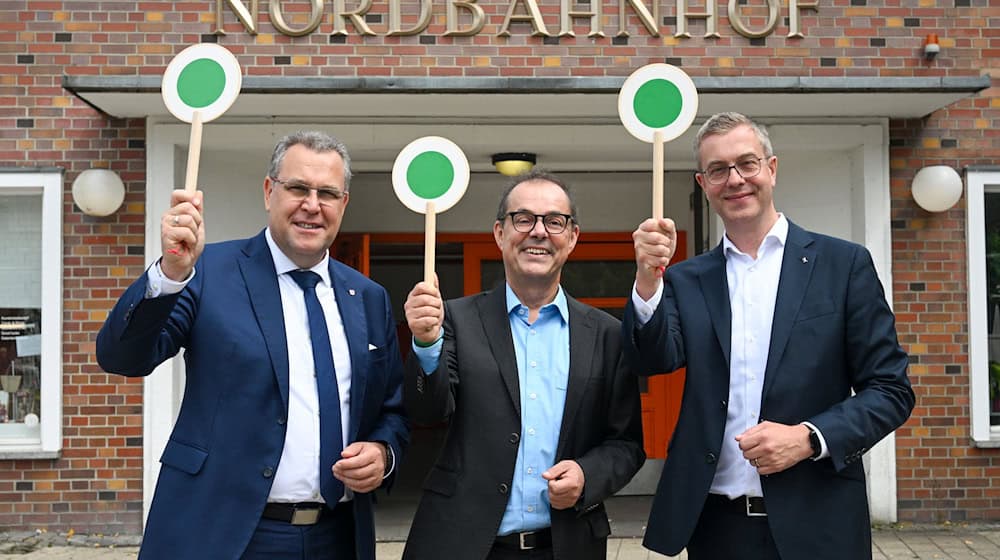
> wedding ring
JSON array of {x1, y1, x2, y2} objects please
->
[
  {"x1": 172, "y1": 215, "x2": 180, "y2": 226},
  {"x1": 752, "y1": 458, "x2": 760, "y2": 468}
]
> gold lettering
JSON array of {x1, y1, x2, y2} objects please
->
[
  {"x1": 617, "y1": 0, "x2": 658, "y2": 38},
  {"x1": 728, "y1": 0, "x2": 778, "y2": 39},
  {"x1": 444, "y1": 0, "x2": 486, "y2": 36},
  {"x1": 332, "y1": 0, "x2": 376, "y2": 35},
  {"x1": 215, "y1": 0, "x2": 259, "y2": 35},
  {"x1": 498, "y1": 0, "x2": 551, "y2": 37},
  {"x1": 270, "y1": 0, "x2": 324, "y2": 36},
  {"x1": 788, "y1": 0, "x2": 818, "y2": 39},
  {"x1": 388, "y1": 0, "x2": 433, "y2": 36},
  {"x1": 675, "y1": 0, "x2": 718, "y2": 39},
  {"x1": 559, "y1": 0, "x2": 603, "y2": 38}
]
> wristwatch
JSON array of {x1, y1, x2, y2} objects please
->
[{"x1": 806, "y1": 426, "x2": 821, "y2": 459}]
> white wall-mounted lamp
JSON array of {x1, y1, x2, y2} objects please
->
[
  {"x1": 71, "y1": 168, "x2": 125, "y2": 217},
  {"x1": 911, "y1": 165, "x2": 962, "y2": 212}
]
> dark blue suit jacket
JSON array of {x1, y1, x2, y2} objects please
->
[
  {"x1": 623, "y1": 221, "x2": 914, "y2": 559},
  {"x1": 97, "y1": 231, "x2": 409, "y2": 560}
]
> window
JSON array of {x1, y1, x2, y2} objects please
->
[
  {"x1": 967, "y1": 167, "x2": 1000, "y2": 445},
  {"x1": 0, "y1": 169, "x2": 62, "y2": 456}
]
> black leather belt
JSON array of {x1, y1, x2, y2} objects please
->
[
  {"x1": 707, "y1": 493, "x2": 767, "y2": 517},
  {"x1": 494, "y1": 528, "x2": 552, "y2": 550},
  {"x1": 262, "y1": 502, "x2": 326, "y2": 525}
]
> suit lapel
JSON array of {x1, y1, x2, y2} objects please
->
[
  {"x1": 330, "y1": 261, "x2": 367, "y2": 442},
  {"x1": 555, "y1": 296, "x2": 595, "y2": 458},
  {"x1": 240, "y1": 232, "x2": 291, "y2": 415},
  {"x1": 698, "y1": 244, "x2": 732, "y2": 366},
  {"x1": 762, "y1": 222, "x2": 816, "y2": 400},
  {"x1": 479, "y1": 287, "x2": 521, "y2": 416}
]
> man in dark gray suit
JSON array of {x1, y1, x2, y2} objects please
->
[{"x1": 401, "y1": 169, "x2": 645, "y2": 560}]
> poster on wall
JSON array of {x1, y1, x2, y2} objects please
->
[{"x1": 0, "y1": 308, "x2": 41, "y2": 424}]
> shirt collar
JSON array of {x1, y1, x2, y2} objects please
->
[
  {"x1": 504, "y1": 283, "x2": 569, "y2": 324},
  {"x1": 265, "y1": 227, "x2": 332, "y2": 286},
  {"x1": 722, "y1": 213, "x2": 788, "y2": 258}
]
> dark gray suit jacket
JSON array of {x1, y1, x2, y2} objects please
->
[
  {"x1": 402, "y1": 286, "x2": 645, "y2": 560},
  {"x1": 624, "y1": 221, "x2": 914, "y2": 559}
]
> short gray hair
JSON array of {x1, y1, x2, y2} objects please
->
[
  {"x1": 267, "y1": 131, "x2": 353, "y2": 190},
  {"x1": 494, "y1": 168, "x2": 579, "y2": 227},
  {"x1": 694, "y1": 112, "x2": 773, "y2": 169}
]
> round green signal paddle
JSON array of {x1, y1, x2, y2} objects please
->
[
  {"x1": 162, "y1": 43, "x2": 242, "y2": 192},
  {"x1": 618, "y1": 63, "x2": 698, "y2": 145},
  {"x1": 619, "y1": 63, "x2": 698, "y2": 278},
  {"x1": 392, "y1": 136, "x2": 470, "y2": 283}
]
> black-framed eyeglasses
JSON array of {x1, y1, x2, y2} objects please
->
[
  {"x1": 505, "y1": 211, "x2": 573, "y2": 234},
  {"x1": 271, "y1": 177, "x2": 347, "y2": 206},
  {"x1": 699, "y1": 156, "x2": 768, "y2": 186}
]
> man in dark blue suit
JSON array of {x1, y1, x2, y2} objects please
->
[
  {"x1": 624, "y1": 113, "x2": 914, "y2": 560},
  {"x1": 97, "y1": 131, "x2": 408, "y2": 560}
]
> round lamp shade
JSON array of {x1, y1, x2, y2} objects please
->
[
  {"x1": 911, "y1": 165, "x2": 962, "y2": 212},
  {"x1": 491, "y1": 153, "x2": 536, "y2": 177},
  {"x1": 72, "y1": 169, "x2": 125, "y2": 217}
]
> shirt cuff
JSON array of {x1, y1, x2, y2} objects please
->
[
  {"x1": 630, "y1": 280, "x2": 663, "y2": 326},
  {"x1": 802, "y1": 421, "x2": 830, "y2": 460},
  {"x1": 411, "y1": 335, "x2": 442, "y2": 374},
  {"x1": 145, "y1": 259, "x2": 195, "y2": 298}
]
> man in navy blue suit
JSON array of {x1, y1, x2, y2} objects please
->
[
  {"x1": 624, "y1": 113, "x2": 914, "y2": 560},
  {"x1": 97, "y1": 131, "x2": 408, "y2": 559}
]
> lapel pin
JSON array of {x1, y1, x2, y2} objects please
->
[
  {"x1": 348, "y1": 288, "x2": 356, "y2": 296},
  {"x1": 801, "y1": 257, "x2": 809, "y2": 264}
]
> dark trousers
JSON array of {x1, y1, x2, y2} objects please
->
[
  {"x1": 241, "y1": 503, "x2": 355, "y2": 560},
  {"x1": 686, "y1": 494, "x2": 781, "y2": 560}
]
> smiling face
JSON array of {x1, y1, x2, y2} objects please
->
[
  {"x1": 695, "y1": 123, "x2": 779, "y2": 237},
  {"x1": 263, "y1": 143, "x2": 349, "y2": 269},
  {"x1": 493, "y1": 179, "x2": 579, "y2": 293}
]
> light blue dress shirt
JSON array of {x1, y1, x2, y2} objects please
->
[{"x1": 411, "y1": 283, "x2": 570, "y2": 534}]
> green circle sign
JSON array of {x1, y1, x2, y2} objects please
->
[
  {"x1": 634, "y1": 79, "x2": 683, "y2": 129},
  {"x1": 162, "y1": 43, "x2": 242, "y2": 123},
  {"x1": 618, "y1": 63, "x2": 698, "y2": 143},
  {"x1": 177, "y1": 58, "x2": 227, "y2": 109},
  {"x1": 406, "y1": 151, "x2": 454, "y2": 200},
  {"x1": 392, "y1": 136, "x2": 470, "y2": 214}
]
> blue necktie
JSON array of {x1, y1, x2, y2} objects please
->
[{"x1": 288, "y1": 270, "x2": 344, "y2": 505}]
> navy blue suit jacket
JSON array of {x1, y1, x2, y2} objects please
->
[
  {"x1": 623, "y1": 221, "x2": 914, "y2": 559},
  {"x1": 97, "y1": 231, "x2": 409, "y2": 560}
]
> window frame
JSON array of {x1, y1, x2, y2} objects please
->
[
  {"x1": 0, "y1": 168, "x2": 63, "y2": 457},
  {"x1": 967, "y1": 166, "x2": 1000, "y2": 445}
]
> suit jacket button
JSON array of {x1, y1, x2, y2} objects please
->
[
  {"x1": 720, "y1": 400, "x2": 727, "y2": 409},
  {"x1": 509, "y1": 433, "x2": 519, "y2": 444},
  {"x1": 498, "y1": 483, "x2": 509, "y2": 494},
  {"x1": 277, "y1": 418, "x2": 286, "y2": 425},
  {"x1": 262, "y1": 467, "x2": 274, "y2": 478},
  {"x1": 706, "y1": 453, "x2": 717, "y2": 464}
]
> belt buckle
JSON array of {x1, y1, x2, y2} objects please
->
[
  {"x1": 289, "y1": 506, "x2": 321, "y2": 525},
  {"x1": 745, "y1": 496, "x2": 767, "y2": 517},
  {"x1": 519, "y1": 531, "x2": 536, "y2": 550}
]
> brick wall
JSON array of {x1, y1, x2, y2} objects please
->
[
  {"x1": 891, "y1": 77, "x2": 1000, "y2": 522},
  {"x1": 0, "y1": 0, "x2": 996, "y2": 533}
]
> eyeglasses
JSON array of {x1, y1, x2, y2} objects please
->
[
  {"x1": 505, "y1": 211, "x2": 573, "y2": 234},
  {"x1": 699, "y1": 156, "x2": 768, "y2": 186},
  {"x1": 271, "y1": 177, "x2": 347, "y2": 206}
]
